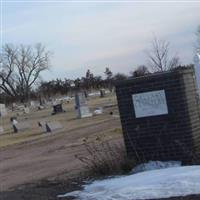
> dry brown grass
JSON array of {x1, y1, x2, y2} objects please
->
[
  {"x1": 75, "y1": 135, "x2": 135, "y2": 176},
  {"x1": 0, "y1": 94, "x2": 117, "y2": 148}
]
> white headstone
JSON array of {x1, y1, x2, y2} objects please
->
[
  {"x1": 30, "y1": 101, "x2": 40, "y2": 108},
  {"x1": 46, "y1": 121, "x2": 63, "y2": 132},
  {"x1": 38, "y1": 105, "x2": 45, "y2": 110},
  {"x1": 24, "y1": 107, "x2": 30, "y2": 114},
  {"x1": 77, "y1": 106, "x2": 93, "y2": 118},
  {"x1": 0, "y1": 104, "x2": 7, "y2": 117},
  {"x1": 30, "y1": 101, "x2": 35, "y2": 107},
  {"x1": 12, "y1": 103, "x2": 17, "y2": 107},
  {"x1": 194, "y1": 50, "x2": 200, "y2": 95},
  {"x1": 14, "y1": 121, "x2": 30, "y2": 133}
]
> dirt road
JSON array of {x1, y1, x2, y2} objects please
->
[{"x1": 0, "y1": 117, "x2": 122, "y2": 192}]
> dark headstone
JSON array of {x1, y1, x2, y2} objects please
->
[{"x1": 52, "y1": 104, "x2": 65, "y2": 115}]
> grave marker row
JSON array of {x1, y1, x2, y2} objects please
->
[
  {"x1": 11, "y1": 120, "x2": 63, "y2": 133},
  {"x1": 39, "y1": 121, "x2": 63, "y2": 132}
]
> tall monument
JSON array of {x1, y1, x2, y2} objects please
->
[{"x1": 75, "y1": 92, "x2": 92, "y2": 118}]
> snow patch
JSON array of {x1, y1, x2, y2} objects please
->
[
  {"x1": 93, "y1": 107, "x2": 103, "y2": 115},
  {"x1": 58, "y1": 166, "x2": 200, "y2": 200},
  {"x1": 132, "y1": 160, "x2": 182, "y2": 173}
]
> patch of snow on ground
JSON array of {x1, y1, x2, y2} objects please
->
[
  {"x1": 93, "y1": 107, "x2": 103, "y2": 115},
  {"x1": 88, "y1": 92, "x2": 100, "y2": 97},
  {"x1": 58, "y1": 166, "x2": 200, "y2": 200},
  {"x1": 132, "y1": 160, "x2": 181, "y2": 173}
]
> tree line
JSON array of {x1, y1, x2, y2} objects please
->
[
  {"x1": 0, "y1": 44, "x2": 150, "y2": 103},
  {"x1": 37, "y1": 68, "x2": 128, "y2": 99},
  {"x1": 1, "y1": 26, "x2": 199, "y2": 104}
]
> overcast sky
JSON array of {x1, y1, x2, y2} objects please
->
[{"x1": 2, "y1": 1, "x2": 200, "y2": 80}]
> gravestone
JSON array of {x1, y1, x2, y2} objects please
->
[
  {"x1": 77, "y1": 106, "x2": 93, "y2": 118},
  {"x1": 38, "y1": 121, "x2": 47, "y2": 132},
  {"x1": 24, "y1": 107, "x2": 30, "y2": 114},
  {"x1": 38, "y1": 105, "x2": 45, "y2": 110},
  {"x1": 46, "y1": 121, "x2": 63, "y2": 132},
  {"x1": 30, "y1": 101, "x2": 35, "y2": 108},
  {"x1": 17, "y1": 105, "x2": 25, "y2": 111},
  {"x1": 0, "y1": 104, "x2": 7, "y2": 117},
  {"x1": 0, "y1": 126, "x2": 4, "y2": 134},
  {"x1": 16, "y1": 105, "x2": 25, "y2": 115},
  {"x1": 84, "y1": 90, "x2": 88, "y2": 98},
  {"x1": 75, "y1": 93, "x2": 92, "y2": 118},
  {"x1": 13, "y1": 121, "x2": 30, "y2": 133},
  {"x1": 12, "y1": 103, "x2": 17, "y2": 111},
  {"x1": 100, "y1": 89, "x2": 106, "y2": 98},
  {"x1": 115, "y1": 66, "x2": 200, "y2": 164},
  {"x1": 75, "y1": 93, "x2": 86, "y2": 108},
  {"x1": 30, "y1": 101, "x2": 39, "y2": 108},
  {"x1": 52, "y1": 104, "x2": 64, "y2": 115}
]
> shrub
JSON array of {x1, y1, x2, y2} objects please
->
[{"x1": 75, "y1": 137, "x2": 136, "y2": 176}]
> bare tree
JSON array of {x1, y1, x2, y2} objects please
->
[
  {"x1": 131, "y1": 65, "x2": 150, "y2": 77},
  {"x1": 104, "y1": 67, "x2": 113, "y2": 80},
  {"x1": 0, "y1": 44, "x2": 19, "y2": 98},
  {"x1": 147, "y1": 36, "x2": 179, "y2": 72},
  {"x1": 0, "y1": 43, "x2": 50, "y2": 102},
  {"x1": 104, "y1": 67, "x2": 113, "y2": 92}
]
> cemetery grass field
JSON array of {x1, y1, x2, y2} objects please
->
[
  {"x1": 0, "y1": 95, "x2": 119, "y2": 148},
  {"x1": 0, "y1": 95, "x2": 124, "y2": 191}
]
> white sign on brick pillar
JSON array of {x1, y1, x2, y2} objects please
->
[
  {"x1": 132, "y1": 90, "x2": 168, "y2": 118},
  {"x1": 194, "y1": 49, "x2": 200, "y2": 95}
]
